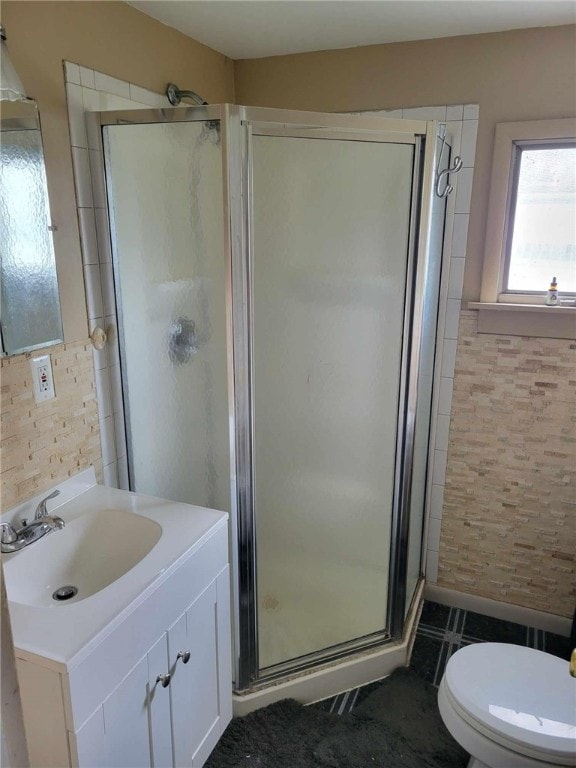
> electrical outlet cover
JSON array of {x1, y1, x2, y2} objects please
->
[{"x1": 30, "y1": 355, "x2": 56, "y2": 403}]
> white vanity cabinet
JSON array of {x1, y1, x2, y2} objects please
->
[{"x1": 15, "y1": 515, "x2": 232, "y2": 768}]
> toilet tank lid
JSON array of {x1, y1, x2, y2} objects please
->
[{"x1": 443, "y1": 643, "x2": 576, "y2": 761}]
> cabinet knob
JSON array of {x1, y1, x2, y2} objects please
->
[
  {"x1": 156, "y1": 673, "x2": 171, "y2": 688},
  {"x1": 177, "y1": 650, "x2": 191, "y2": 664}
]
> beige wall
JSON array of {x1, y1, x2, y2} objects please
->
[
  {"x1": 0, "y1": 341, "x2": 102, "y2": 512},
  {"x1": 439, "y1": 313, "x2": 575, "y2": 618},
  {"x1": 234, "y1": 24, "x2": 576, "y2": 302},
  {"x1": 1, "y1": 1, "x2": 234, "y2": 342}
]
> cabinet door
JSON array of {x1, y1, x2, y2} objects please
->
[
  {"x1": 102, "y1": 656, "x2": 152, "y2": 768},
  {"x1": 168, "y1": 573, "x2": 232, "y2": 768}
]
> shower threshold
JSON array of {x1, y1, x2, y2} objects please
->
[{"x1": 232, "y1": 581, "x2": 424, "y2": 716}]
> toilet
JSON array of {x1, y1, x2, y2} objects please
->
[{"x1": 438, "y1": 643, "x2": 576, "y2": 768}]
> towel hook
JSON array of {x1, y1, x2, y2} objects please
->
[{"x1": 436, "y1": 156, "x2": 463, "y2": 198}]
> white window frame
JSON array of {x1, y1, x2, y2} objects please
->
[{"x1": 481, "y1": 118, "x2": 576, "y2": 305}]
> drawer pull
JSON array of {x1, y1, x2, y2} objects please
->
[
  {"x1": 156, "y1": 673, "x2": 171, "y2": 688},
  {"x1": 177, "y1": 650, "x2": 191, "y2": 664}
]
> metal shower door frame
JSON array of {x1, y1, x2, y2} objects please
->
[{"x1": 229, "y1": 107, "x2": 438, "y2": 691}]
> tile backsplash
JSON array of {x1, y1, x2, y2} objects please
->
[
  {"x1": 0, "y1": 342, "x2": 102, "y2": 512},
  {"x1": 438, "y1": 311, "x2": 576, "y2": 617}
]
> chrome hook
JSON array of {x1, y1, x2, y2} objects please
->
[{"x1": 436, "y1": 156, "x2": 463, "y2": 198}]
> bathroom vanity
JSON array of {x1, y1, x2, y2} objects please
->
[{"x1": 3, "y1": 470, "x2": 232, "y2": 767}]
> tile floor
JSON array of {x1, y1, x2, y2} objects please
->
[{"x1": 314, "y1": 600, "x2": 572, "y2": 715}]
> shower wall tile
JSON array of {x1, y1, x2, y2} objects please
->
[
  {"x1": 66, "y1": 83, "x2": 88, "y2": 148},
  {"x1": 79, "y1": 66, "x2": 96, "y2": 90},
  {"x1": 446, "y1": 104, "x2": 464, "y2": 121},
  {"x1": 65, "y1": 61, "x2": 165, "y2": 490},
  {"x1": 402, "y1": 105, "x2": 447, "y2": 121},
  {"x1": 445, "y1": 121, "x2": 462, "y2": 159},
  {"x1": 427, "y1": 517, "x2": 442, "y2": 553},
  {"x1": 454, "y1": 167, "x2": 474, "y2": 214},
  {"x1": 434, "y1": 414, "x2": 451, "y2": 453},
  {"x1": 451, "y1": 214, "x2": 469, "y2": 260},
  {"x1": 91, "y1": 320, "x2": 107, "y2": 372},
  {"x1": 89, "y1": 149, "x2": 107, "y2": 209},
  {"x1": 437, "y1": 376, "x2": 454, "y2": 417},
  {"x1": 129, "y1": 84, "x2": 167, "y2": 107},
  {"x1": 117, "y1": 456, "x2": 129, "y2": 491},
  {"x1": 94, "y1": 367, "x2": 112, "y2": 419},
  {"x1": 100, "y1": 263, "x2": 116, "y2": 317},
  {"x1": 94, "y1": 71, "x2": 130, "y2": 99},
  {"x1": 105, "y1": 317, "x2": 121, "y2": 370},
  {"x1": 83, "y1": 264, "x2": 104, "y2": 320},
  {"x1": 426, "y1": 550, "x2": 439, "y2": 582},
  {"x1": 463, "y1": 104, "x2": 480, "y2": 120},
  {"x1": 94, "y1": 208, "x2": 112, "y2": 262},
  {"x1": 103, "y1": 460, "x2": 119, "y2": 488},
  {"x1": 444, "y1": 299, "x2": 462, "y2": 340},
  {"x1": 71, "y1": 147, "x2": 93, "y2": 208},
  {"x1": 441, "y1": 339, "x2": 458, "y2": 378},
  {"x1": 78, "y1": 208, "x2": 99, "y2": 265},
  {"x1": 432, "y1": 450, "x2": 448, "y2": 486},
  {"x1": 448, "y1": 257, "x2": 465, "y2": 300},
  {"x1": 460, "y1": 119, "x2": 479, "y2": 168},
  {"x1": 64, "y1": 61, "x2": 81, "y2": 85},
  {"x1": 99, "y1": 414, "x2": 116, "y2": 467},
  {"x1": 430, "y1": 484, "x2": 445, "y2": 520}
]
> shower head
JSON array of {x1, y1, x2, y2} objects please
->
[{"x1": 166, "y1": 83, "x2": 207, "y2": 107}]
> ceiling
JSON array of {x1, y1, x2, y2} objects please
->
[{"x1": 126, "y1": 0, "x2": 576, "y2": 60}]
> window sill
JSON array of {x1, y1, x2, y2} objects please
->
[{"x1": 467, "y1": 302, "x2": 576, "y2": 340}]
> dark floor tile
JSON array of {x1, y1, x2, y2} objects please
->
[
  {"x1": 419, "y1": 600, "x2": 451, "y2": 630},
  {"x1": 351, "y1": 679, "x2": 382, "y2": 709},
  {"x1": 462, "y1": 611, "x2": 527, "y2": 645},
  {"x1": 410, "y1": 634, "x2": 444, "y2": 684},
  {"x1": 543, "y1": 631, "x2": 572, "y2": 660}
]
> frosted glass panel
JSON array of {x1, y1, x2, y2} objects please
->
[
  {"x1": 404, "y1": 136, "x2": 448, "y2": 616},
  {"x1": 104, "y1": 121, "x2": 230, "y2": 512},
  {"x1": 0, "y1": 127, "x2": 62, "y2": 354},
  {"x1": 252, "y1": 135, "x2": 414, "y2": 669}
]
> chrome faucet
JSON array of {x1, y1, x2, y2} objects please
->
[
  {"x1": 1, "y1": 490, "x2": 65, "y2": 554},
  {"x1": 34, "y1": 489, "x2": 61, "y2": 520}
]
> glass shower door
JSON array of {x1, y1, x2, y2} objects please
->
[
  {"x1": 103, "y1": 120, "x2": 230, "y2": 513},
  {"x1": 249, "y1": 133, "x2": 415, "y2": 672}
]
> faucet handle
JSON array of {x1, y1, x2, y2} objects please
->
[
  {"x1": 0, "y1": 522, "x2": 18, "y2": 544},
  {"x1": 34, "y1": 489, "x2": 61, "y2": 520}
]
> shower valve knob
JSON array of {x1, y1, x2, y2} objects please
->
[
  {"x1": 177, "y1": 650, "x2": 191, "y2": 664},
  {"x1": 156, "y1": 673, "x2": 171, "y2": 688}
]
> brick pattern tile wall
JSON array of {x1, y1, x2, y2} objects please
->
[
  {"x1": 1, "y1": 341, "x2": 102, "y2": 512},
  {"x1": 438, "y1": 310, "x2": 576, "y2": 618}
]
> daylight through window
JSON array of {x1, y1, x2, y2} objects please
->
[{"x1": 505, "y1": 143, "x2": 576, "y2": 294}]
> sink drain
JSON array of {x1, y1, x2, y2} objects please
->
[{"x1": 52, "y1": 585, "x2": 78, "y2": 601}]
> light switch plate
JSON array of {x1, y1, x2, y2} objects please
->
[{"x1": 30, "y1": 355, "x2": 55, "y2": 403}]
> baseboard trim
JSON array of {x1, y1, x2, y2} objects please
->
[{"x1": 424, "y1": 584, "x2": 571, "y2": 637}]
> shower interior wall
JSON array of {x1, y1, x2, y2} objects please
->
[{"x1": 64, "y1": 70, "x2": 478, "y2": 688}]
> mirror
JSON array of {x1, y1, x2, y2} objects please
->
[{"x1": 0, "y1": 100, "x2": 63, "y2": 355}]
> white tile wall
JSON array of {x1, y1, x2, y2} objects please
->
[
  {"x1": 363, "y1": 103, "x2": 479, "y2": 583},
  {"x1": 65, "y1": 61, "x2": 161, "y2": 489}
]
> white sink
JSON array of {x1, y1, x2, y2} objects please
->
[
  {"x1": 4, "y1": 508, "x2": 162, "y2": 607},
  {"x1": 3, "y1": 469, "x2": 228, "y2": 667}
]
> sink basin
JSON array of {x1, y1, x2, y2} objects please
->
[{"x1": 4, "y1": 508, "x2": 162, "y2": 607}]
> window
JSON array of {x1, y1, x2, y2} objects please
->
[
  {"x1": 504, "y1": 142, "x2": 575, "y2": 296},
  {"x1": 481, "y1": 118, "x2": 576, "y2": 305}
]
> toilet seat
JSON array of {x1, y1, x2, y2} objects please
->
[{"x1": 441, "y1": 643, "x2": 576, "y2": 766}]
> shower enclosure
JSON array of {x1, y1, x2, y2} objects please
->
[{"x1": 99, "y1": 105, "x2": 448, "y2": 693}]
